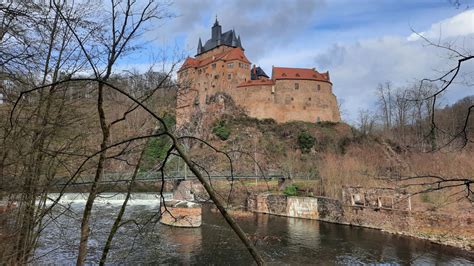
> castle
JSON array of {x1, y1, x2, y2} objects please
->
[{"x1": 176, "y1": 19, "x2": 341, "y2": 128}]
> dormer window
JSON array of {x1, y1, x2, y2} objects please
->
[
  {"x1": 282, "y1": 73, "x2": 287, "y2": 77},
  {"x1": 296, "y1": 73, "x2": 300, "y2": 77}
]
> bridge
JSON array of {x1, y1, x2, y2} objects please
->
[{"x1": 54, "y1": 173, "x2": 285, "y2": 187}]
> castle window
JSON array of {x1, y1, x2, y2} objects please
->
[
  {"x1": 198, "y1": 69, "x2": 202, "y2": 74},
  {"x1": 212, "y1": 63, "x2": 216, "y2": 69},
  {"x1": 214, "y1": 75, "x2": 219, "y2": 79},
  {"x1": 227, "y1": 63, "x2": 234, "y2": 68},
  {"x1": 317, "y1": 117, "x2": 321, "y2": 123},
  {"x1": 291, "y1": 97, "x2": 294, "y2": 101},
  {"x1": 317, "y1": 84, "x2": 321, "y2": 91},
  {"x1": 308, "y1": 97, "x2": 311, "y2": 101},
  {"x1": 295, "y1": 83, "x2": 299, "y2": 90},
  {"x1": 228, "y1": 73, "x2": 232, "y2": 80}
]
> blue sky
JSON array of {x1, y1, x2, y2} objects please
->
[{"x1": 123, "y1": 0, "x2": 474, "y2": 123}]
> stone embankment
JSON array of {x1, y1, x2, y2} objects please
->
[{"x1": 247, "y1": 191, "x2": 473, "y2": 251}]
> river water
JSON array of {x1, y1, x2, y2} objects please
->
[{"x1": 34, "y1": 193, "x2": 474, "y2": 265}]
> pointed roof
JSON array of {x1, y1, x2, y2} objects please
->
[
  {"x1": 251, "y1": 66, "x2": 269, "y2": 80},
  {"x1": 179, "y1": 57, "x2": 199, "y2": 71},
  {"x1": 197, "y1": 21, "x2": 244, "y2": 55},
  {"x1": 179, "y1": 47, "x2": 250, "y2": 72},
  {"x1": 197, "y1": 38, "x2": 203, "y2": 54}
]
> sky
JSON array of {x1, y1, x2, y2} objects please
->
[{"x1": 130, "y1": 0, "x2": 474, "y2": 123}]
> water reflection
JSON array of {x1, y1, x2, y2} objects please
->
[{"x1": 35, "y1": 197, "x2": 474, "y2": 265}]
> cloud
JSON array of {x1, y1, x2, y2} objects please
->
[
  {"x1": 313, "y1": 9, "x2": 474, "y2": 122},
  {"x1": 408, "y1": 9, "x2": 474, "y2": 41},
  {"x1": 153, "y1": 0, "x2": 326, "y2": 59}
]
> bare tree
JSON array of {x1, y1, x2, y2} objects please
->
[
  {"x1": 2, "y1": 1, "x2": 266, "y2": 265},
  {"x1": 357, "y1": 109, "x2": 375, "y2": 136}
]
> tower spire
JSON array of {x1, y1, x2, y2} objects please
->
[{"x1": 197, "y1": 37, "x2": 203, "y2": 54}]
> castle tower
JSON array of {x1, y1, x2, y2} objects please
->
[
  {"x1": 197, "y1": 38, "x2": 203, "y2": 54},
  {"x1": 212, "y1": 17, "x2": 222, "y2": 41}
]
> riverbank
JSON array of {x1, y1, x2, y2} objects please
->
[
  {"x1": 245, "y1": 192, "x2": 474, "y2": 252},
  {"x1": 33, "y1": 199, "x2": 474, "y2": 264}
]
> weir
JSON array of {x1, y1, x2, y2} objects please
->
[{"x1": 43, "y1": 192, "x2": 172, "y2": 205}]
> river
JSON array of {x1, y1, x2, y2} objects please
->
[{"x1": 34, "y1": 193, "x2": 474, "y2": 264}]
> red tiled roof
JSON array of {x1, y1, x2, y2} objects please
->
[
  {"x1": 272, "y1": 67, "x2": 330, "y2": 83},
  {"x1": 180, "y1": 57, "x2": 199, "y2": 70},
  {"x1": 178, "y1": 47, "x2": 250, "y2": 72},
  {"x1": 237, "y1": 79, "x2": 274, "y2": 87}
]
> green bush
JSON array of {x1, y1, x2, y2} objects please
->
[
  {"x1": 212, "y1": 120, "x2": 231, "y2": 140},
  {"x1": 283, "y1": 184, "x2": 298, "y2": 196},
  {"x1": 297, "y1": 131, "x2": 315, "y2": 153},
  {"x1": 141, "y1": 113, "x2": 175, "y2": 170}
]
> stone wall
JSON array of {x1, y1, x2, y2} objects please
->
[
  {"x1": 176, "y1": 51, "x2": 250, "y2": 127},
  {"x1": 247, "y1": 193, "x2": 343, "y2": 221},
  {"x1": 230, "y1": 79, "x2": 340, "y2": 123},
  {"x1": 173, "y1": 180, "x2": 209, "y2": 202},
  {"x1": 342, "y1": 186, "x2": 411, "y2": 211}
]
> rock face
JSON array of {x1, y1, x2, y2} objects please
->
[{"x1": 160, "y1": 200, "x2": 202, "y2": 228}]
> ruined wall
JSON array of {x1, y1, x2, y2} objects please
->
[
  {"x1": 247, "y1": 193, "x2": 343, "y2": 221},
  {"x1": 248, "y1": 189, "x2": 473, "y2": 250}
]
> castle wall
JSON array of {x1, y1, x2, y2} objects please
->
[{"x1": 229, "y1": 79, "x2": 341, "y2": 123}]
